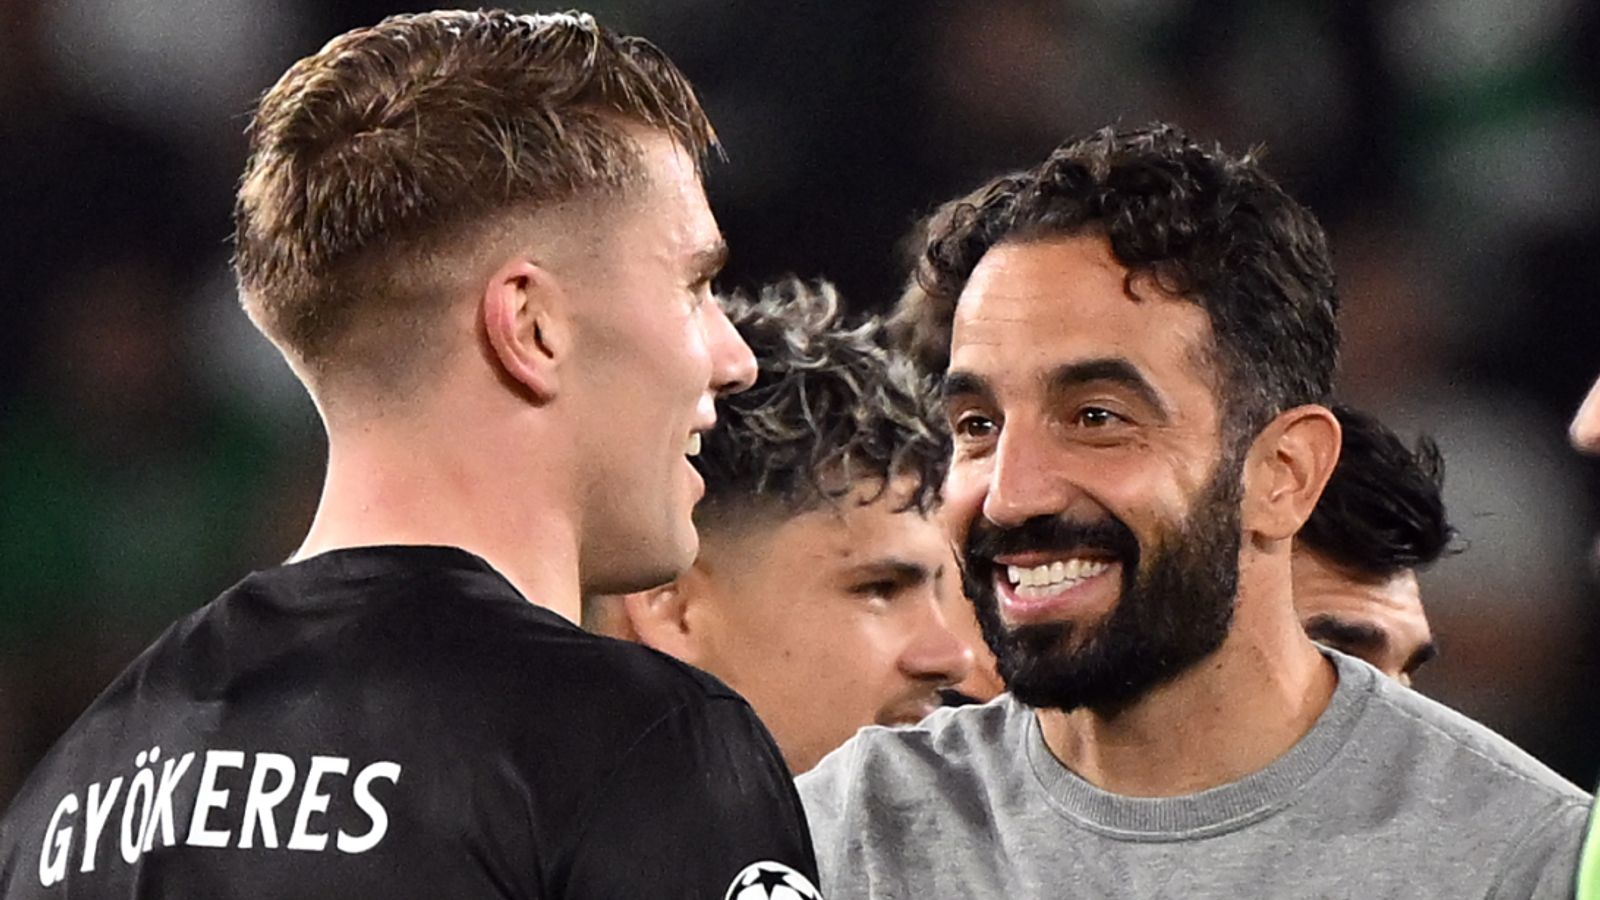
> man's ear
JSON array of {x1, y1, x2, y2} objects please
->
[
  {"x1": 1240, "y1": 404, "x2": 1341, "y2": 543},
  {"x1": 481, "y1": 257, "x2": 569, "y2": 402},
  {"x1": 621, "y1": 562, "x2": 715, "y2": 667}
]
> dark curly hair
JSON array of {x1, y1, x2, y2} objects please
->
[
  {"x1": 694, "y1": 278, "x2": 948, "y2": 531},
  {"x1": 1299, "y1": 405, "x2": 1457, "y2": 576},
  {"x1": 907, "y1": 123, "x2": 1340, "y2": 442}
]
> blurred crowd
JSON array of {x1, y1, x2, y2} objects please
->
[{"x1": 3, "y1": 0, "x2": 1599, "y2": 809}]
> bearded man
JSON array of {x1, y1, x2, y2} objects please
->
[{"x1": 797, "y1": 124, "x2": 1587, "y2": 900}]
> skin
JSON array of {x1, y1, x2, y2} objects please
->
[
  {"x1": 1574, "y1": 377, "x2": 1600, "y2": 563},
  {"x1": 937, "y1": 546, "x2": 1008, "y2": 704},
  {"x1": 293, "y1": 129, "x2": 757, "y2": 621},
  {"x1": 622, "y1": 479, "x2": 975, "y2": 773},
  {"x1": 942, "y1": 234, "x2": 1341, "y2": 797},
  {"x1": 1574, "y1": 378, "x2": 1600, "y2": 456},
  {"x1": 1291, "y1": 547, "x2": 1435, "y2": 686},
  {"x1": 552, "y1": 134, "x2": 757, "y2": 594}
]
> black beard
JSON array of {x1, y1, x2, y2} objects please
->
[{"x1": 962, "y1": 456, "x2": 1244, "y2": 717}]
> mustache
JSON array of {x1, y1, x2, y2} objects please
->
[{"x1": 963, "y1": 514, "x2": 1141, "y2": 569}]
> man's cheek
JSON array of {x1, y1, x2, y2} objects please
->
[{"x1": 941, "y1": 467, "x2": 990, "y2": 545}]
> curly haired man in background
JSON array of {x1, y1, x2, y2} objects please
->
[{"x1": 587, "y1": 278, "x2": 974, "y2": 774}]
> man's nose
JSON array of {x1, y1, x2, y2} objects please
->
[
  {"x1": 706, "y1": 301, "x2": 758, "y2": 396},
  {"x1": 899, "y1": 600, "x2": 976, "y2": 688},
  {"x1": 982, "y1": 421, "x2": 1077, "y2": 528}
]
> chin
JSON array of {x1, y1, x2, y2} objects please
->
[
  {"x1": 641, "y1": 528, "x2": 699, "y2": 588},
  {"x1": 599, "y1": 562, "x2": 681, "y2": 596},
  {"x1": 669, "y1": 519, "x2": 700, "y2": 568},
  {"x1": 587, "y1": 530, "x2": 697, "y2": 595}
]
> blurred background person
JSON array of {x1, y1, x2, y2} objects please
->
[
  {"x1": 586, "y1": 279, "x2": 973, "y2": 773},
  {"x1": 5, "y1": 0, "x2": 1599, "y2": 807},
  {"x1": 1294, "y1": 405, "x2": 1456, "y2": 685},
  {"x1": 1573, "y1": 376, "x2": 1600, "y2": 484}
]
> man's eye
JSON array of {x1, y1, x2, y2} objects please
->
[
  {"x1": 953, "y1": 413, "x2": 998, "y2": 439},
  {"x1": 853, "y1": 581, "x2": 898, "y2": 599},
  {"x1": 1075, "y1": 407, "x2": 1123, "y2": 428}
]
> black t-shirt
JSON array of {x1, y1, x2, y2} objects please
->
[{"x1": 0, "y1": 546, "x2": 821, "y2": 898}]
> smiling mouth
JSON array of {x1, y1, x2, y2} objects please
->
[{"x1": 1001, "y1": 557, "x2": 1114, "y2": 599}]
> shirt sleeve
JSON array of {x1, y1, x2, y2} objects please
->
[
  {"x1": 1496, "y1": 796, "x2": 1589, "y2": 900},
  {"x1": 561, "y1": 696, "x2": 821, "y2": 899}
]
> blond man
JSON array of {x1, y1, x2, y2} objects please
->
[{"x1": 0, "y1": 11, "x2": 822, "y2": 899}]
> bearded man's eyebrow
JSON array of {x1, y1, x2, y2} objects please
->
[{"x1": 1043, "y1": 358, "x2": 1170, "y2": 422}]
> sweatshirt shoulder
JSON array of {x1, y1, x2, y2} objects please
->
[
  {"x1": 1360, "y1": 673, "x2": 1588, "y2": 809},
  {"x1": 800, "y1": 697, "x2": 1020, "y2": 803}
]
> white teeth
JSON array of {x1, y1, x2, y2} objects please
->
[
  {"x1": 1002, "y1": 559, "x2": 1111, "y2": 597},
  {"x1": 686, "y1": 433, "x2": 702, "y2": 457}
]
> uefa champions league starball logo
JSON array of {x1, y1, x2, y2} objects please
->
[{"x1": 723, "y1": 861, "x2": 824, "y2": 900}]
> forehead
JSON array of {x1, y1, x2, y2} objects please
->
[
  {"x1": 1293, "y1": 551, "x2": 1429, "y2": 636},
  {"x1": 772, "y1": 480, "x2": 948, "y2": 568},
  {"x1": 623, "y1": 128, "x2": 718, "y2": 253},
  {"x1": 949, "y1": 236, "x2": 1217, "y2": 396}
]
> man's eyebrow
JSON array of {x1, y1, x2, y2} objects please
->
[
  {"x1": 689, "y1": 240, "x2": 729, "y2": 281},
  {"x1": 1402, "y1": 640, "x2": 1439, "y2": 676},
  {"x1": 1044, "y1": 358, "x2": 1170, "y2": 421},
  {"x1": 845, "y1": 558, "x2": 935, "y2": 587},
  {"x1": 941, "y1": 371, "x2": 993, "y2": 403},
  {"x1": 1302, "y1": 614, "x2": 1387, "y2": 652}
]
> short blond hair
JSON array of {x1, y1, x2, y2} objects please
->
[{"x1": 234, "y1": 9, "x2": 716, "y2": 382}]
